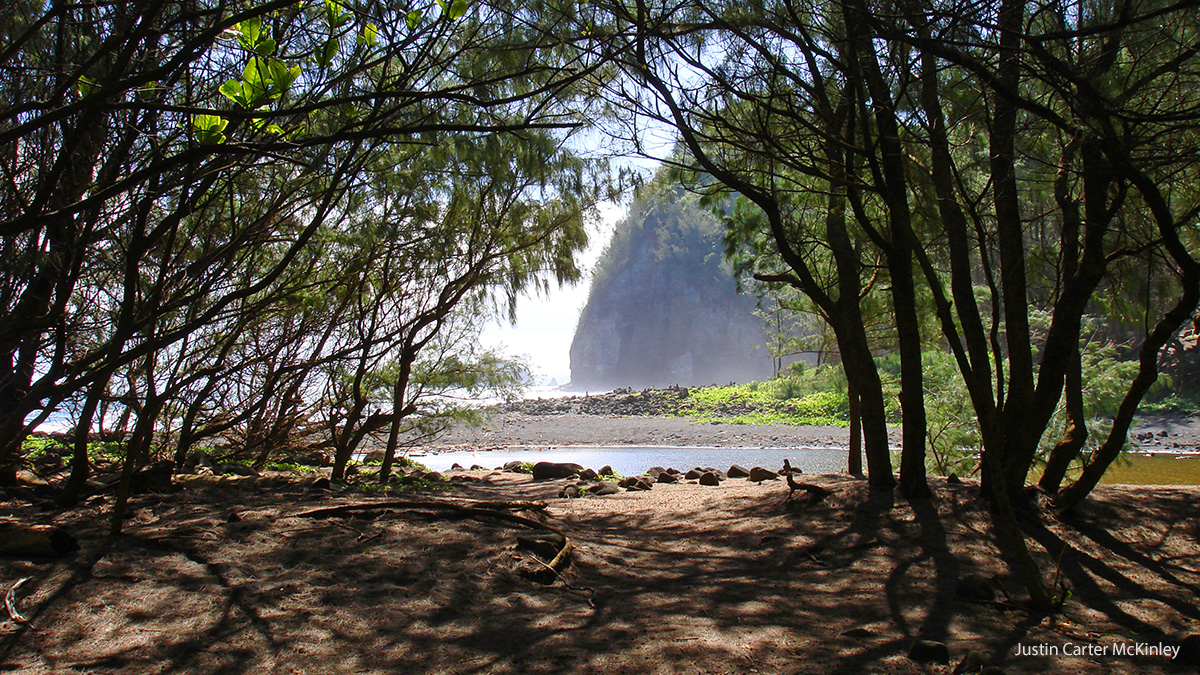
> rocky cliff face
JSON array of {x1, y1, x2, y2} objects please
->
[{"x1": 569, "y1": 196, "x2": 773, "y2": 390}]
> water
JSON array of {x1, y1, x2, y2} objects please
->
[
  {"x1": 413, "y1": 445, "x2": 1200, "y2": 485},
  {"x1": 419, "y1": 445, "x2": 864, "y2": 477}
]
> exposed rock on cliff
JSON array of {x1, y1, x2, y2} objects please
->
[{"x1": 569, "y1": 195, "x2": 772, "y2": 389}]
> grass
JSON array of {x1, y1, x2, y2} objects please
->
[{"x1": 672, "y1": 382, "x2": 854, "y2": 426}]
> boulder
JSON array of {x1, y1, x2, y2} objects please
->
[
  {"x1": 502, "y1": 461, "x2": 527, "y2": 473},
  {"x1": 625, "y1": 477, "x2": 655, "y2": 491},
  {"x1": 450, "y1": 463, "x2": 464, "y2": 470},
  {"x1": 590, "y1": 482, "x2": 620, "y2": 495},
  {"x1": 470, "y1": 464, "x2": 488, "y2": 471},
  {"x1": 645, "y1": 466, "x2": 666, "y2": 479},
  {"x1": 749, "y1": 466, "x2": 778, "y2": 482},
  {"x1": 182, "y1": 451, "x2": 216, "y2": 474},
  {"x1": 598, "y1": 465, "x2": 614, "y2": 476},
  {"x1": 579, "y1": 468, "x2": 599, "y2": 481},
  {"x1": 296, "y1": 451, "x2": 330, "y2": 467},
  {"x1": 218, "y1": 463, "x2": 259, "y2": 477},
  {"x1": 656, "y1": 471, "x2": 679, "y2": 483},
  {"x1": 684, "y1": 469, "x2": 704, "y2": 480},
  {"x1": 559, "y1": 485, "x2": 583, "y2": 499},
  {"x1": 532, "y1": 462, "x2": 585, "y2": 480},
  {"x1": 698, "y1": 472, "x2": 721, "y2": 486},
  {"x1": 727, "y1": 464, "x2": 751, "y2": 478}
]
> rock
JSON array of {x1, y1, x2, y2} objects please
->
[
  {"x1": 182, "y1": 451, "x2": 216, "y2": 474},
  {"x1": 559, "y1": 485, "x2": 582, "y2": 499},
  {"x1": 618, "y1": 476, "x2": 639, "y2": 488},
  {"x1": 656, "y1": 471, "x2": 679, "y2": 483},
  {"x1": 947, "y1": 473, "x2": 962, "y2": 485},
  {"x1": 579, "y1": 468, "x2": 599, "y2": 481},
  {"x1": 503, "y1": 461, "x2": 528, "y2": 473},
  {"x1": 218, "y1": 463, "x2": 259, "y2": 477},
  {"x1": 955, "y1": 574, "x2": 995, "y2": 602},
  {"x1": 907, "y1": 639, "x2": 950, "y2": 664},
  {"x1": 532, "y1": 461, "x2": 584, "y2": 480},
  {"x1": 451, "y1": 463, "x2": 464, "y2": 470},
  {"x1": 568, "y1": 197, "x2": 774, "y2": 390},
  {"x1": 684, "y1": 469, "x2": 704, "y2": 480},
  {"x1": 645, "y1": 466, "x2": 666, "y2": 479},
  {"x1": 296, "y1": 451, "x2": 330, "y2": 467},
  {"x1": 424, "y1": 471, "x2": 445, "y2": 482},
  {"x1": 954, "y1": 650, "x2": 990, "y2": 674},
  {"x1": 130, "y1": 460, "x2": 175, "y2": 493},
  {"x1": 698, "y1": 472, "x2": 721, "y2": 486},
  {"x1": 599, "y1": 465, "x2": 614, "y2": 476},
  {"x1": 727, "y1": 464, "x2": 750, "y2": 478},
  {"x1": 307, "y1": 477, "x2": 331, "y2": 490},
  {"x1": 748, "y1": 466, "x2": 778, "y2": 482},
  {"x1": 362, "y1": 450, "x2": 386, "y2": 464},
  {"x1": 590, "y1": 482, "x2": 620, "y2": 495},
  {"x1": 625, "y1": 476, "x2": 655, "y2": 491},
  {"x1": 470, "y1": 464, "x2": 488, "y2": 471}
]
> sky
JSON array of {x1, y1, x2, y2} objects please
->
[{"x1": 477, "y1": 200, "x2": 627, "y2": 388}]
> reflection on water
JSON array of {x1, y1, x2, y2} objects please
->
[
  {"x1": 416, "y1": 446, "x2": 1200, "y2": 485},
  {"x1": 1096, "y1": 453, "x2": 1200, "y2": 486}
]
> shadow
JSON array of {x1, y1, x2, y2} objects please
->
[{"x1": 2, "y1": 475, "x2": 1198, "y2": 674}]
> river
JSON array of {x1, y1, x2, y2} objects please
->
[{"x1": 411, "y1": 446, "x2": 1200, "y2": 486}]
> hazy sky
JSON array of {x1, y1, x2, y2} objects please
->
[{"x1": 478, "y1": 200, "x2": 626, "y2": 387}]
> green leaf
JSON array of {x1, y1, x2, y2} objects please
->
[
  {"x1": 192, "y1": 114, "x2": 228, "y2": 144},
  {"x1": 269, "y1": 59, "x2": 300, "y2": 94},
  {"x1": 219, "y1": 78, "x2": 247, "y2": 105},
  {"x1": 234, "y1": 17, "x2": 262, "y2": 51},
  {"x1": 358, "y1": 22, "x2": 377, "y2": 46},
  {"x1": 318, "y1": 36, "x2": 339, "y2": 68},
  {"x1": 447, "y1": 0, "x2": 469, "y2": 20},
  {"x1": 255, "y1": 37, "x2": 277, "y2": 56},
  {"x1": 76, "y1": 75, "x2": 98, "y2": 98},
  {"x1": 405, "y1": 10, "x2": 422, "y2": 29},
  {"x1": 324, "y1": 0, "x2": 351, "y2": 28}
]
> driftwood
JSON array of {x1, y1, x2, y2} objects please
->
[
  {"x1": 5, "y1": 577, "x2": 31, "y2": 624},
  {"x1": 782, "y1": 460, "x2": 833, "y2": 505},
  {"x1": 292, "y1": 498, "x2": 572, "y2": 579},
  {"x1": 0, "y1": 521, "x2": 79, "y2": 557}
]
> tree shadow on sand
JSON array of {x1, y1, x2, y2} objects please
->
[{"x1": 2, "y1": 477, "x2": 1198, "y2": 674}]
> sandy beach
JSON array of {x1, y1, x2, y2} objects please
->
[{"x1": 4, "y1": 405, "x2": 1200, "y2": 674}]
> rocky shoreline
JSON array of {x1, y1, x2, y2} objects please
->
[{"x1": 427, "y1": 388, "x2": 1200, "y2": 454}]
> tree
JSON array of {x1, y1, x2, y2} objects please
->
[
  {"x1": 0, "y1": 0, "x2": 612, "y2": 490},
  {"x1": 597, "y1": 0, "x2": 1200, "y2": 609}
]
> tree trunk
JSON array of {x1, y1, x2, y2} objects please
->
[
  {"x1": 1038, "y1": 340, "x2": 1087, "y2": 493},
  {"x1": 847, "y1": 383, "x2": 863, "y2": 477}
]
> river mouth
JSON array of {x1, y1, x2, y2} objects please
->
[{"x1": 410, "y1": 446, "x2": 1200, "y2": 485}]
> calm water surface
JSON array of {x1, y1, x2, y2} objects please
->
[{"x1": 414, "y1": 446, "x2": 1200, "y2": 485}]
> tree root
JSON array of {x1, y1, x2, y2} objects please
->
[{"x1": 5, "y1": 577, "x2": 31, "y2": 624}]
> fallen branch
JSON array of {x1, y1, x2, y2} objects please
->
[
  {"x1": 294, "y1": 498, "x2": 573, "y2": 579},
  {"x1": 782, "y1": 460, "x2": 833, "y2": 505},
  {"x1": 292, "y1": 498, "x2": 547, "y2": 521},
  {"x1": 5, "y1": 577, "x2": 31, "y2": 624}
]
